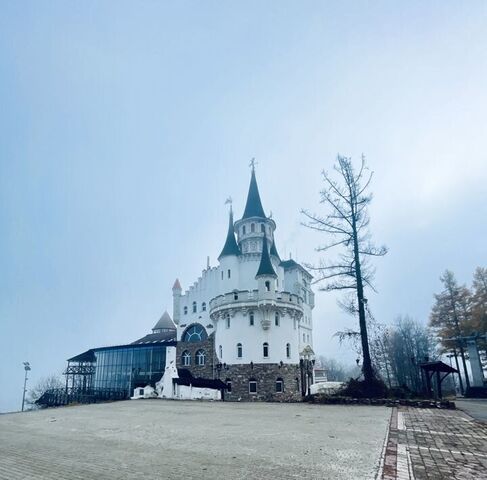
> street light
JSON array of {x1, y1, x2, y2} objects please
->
[{"x1": 21, "y1": 362, "x2": 31, "y2": 412}]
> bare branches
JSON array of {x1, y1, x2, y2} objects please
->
[
  {"x1": 302, "y1": 154, "x2": 387, "y2": 384},
  {"x1": 302, "y1": 154, "x2": 387, "y2": 295}
]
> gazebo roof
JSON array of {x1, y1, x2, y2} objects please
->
[{"x1": 419, "y1": 361, "x2": 458, "y2": 374}]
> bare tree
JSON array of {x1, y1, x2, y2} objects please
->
[
  {"x1": 302, "y1": 155, "x2": 387, "y2": 385},
  {"x1": 317, "y1": 356, "x2": 361, "y2": 382},
  {"x1": 27, "y1": 374, "x2": 64, "y2": 408},
  {"x1": 372, "y1": 316, "x2": 438, "y2": 393}
]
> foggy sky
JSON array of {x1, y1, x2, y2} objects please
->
[{"x1": 1, "y1": 1, "x2": 487, "y2": 412}]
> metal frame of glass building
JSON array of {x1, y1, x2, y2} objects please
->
[{"x1": 63, "y1": 312, "x2": 177, "y2": 399}]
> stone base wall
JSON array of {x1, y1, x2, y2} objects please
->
[
  {"x1": 176, "y1": 336, "x2": 303, "y2": 402},
  {"x1": 176, "y1": 334, "x2": 217, "y2": 380},
  {"x1": 219, "y1": 363, "x2": 302, "y2": 402}
]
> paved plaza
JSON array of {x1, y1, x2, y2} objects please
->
[
  {"x1": 382, "y1": 406, "x2": 487, "y2": 480},
  {"x1": 2, "y1": 400, "x2": 487, "y2": 479},
  {"x1": 0, "y1": 400, "x2": 389, "y2": 480}
]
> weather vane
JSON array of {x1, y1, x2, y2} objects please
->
[
  {"x1": 225, "y1": 196, "x2": 233, "y2": 212},
  {"x1": 249, "y1": 157, "x2": 257, "y2": 170}
]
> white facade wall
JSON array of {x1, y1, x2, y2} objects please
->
[
  {"x1": 174, "y1": 202, "x2": 314, "y2": 361},
  {"x1": 175, "y1": 385, "x2": 221, "y2": 401},
  {"x1": 214, "y1": 309, "x2": 300, "y2": 365}
]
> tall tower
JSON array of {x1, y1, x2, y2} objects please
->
[{"x1": 233, "y1": 165, "x2": 276, "y2": 257}]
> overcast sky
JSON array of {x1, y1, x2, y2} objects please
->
[{"x1": 1, "y1": 1, "x2": 486, "y2": 413}]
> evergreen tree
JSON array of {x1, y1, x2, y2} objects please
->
[{"x1": 429, "y1": 270, "x2": 471, "y2": 389}]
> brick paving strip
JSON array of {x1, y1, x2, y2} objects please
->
[{"x1": 381, "y1": 406, "x2": 487, "y2": 480}]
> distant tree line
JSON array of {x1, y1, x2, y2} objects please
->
[{"x1": 429, "y1": 267, "x2": 487, "y2": 392}]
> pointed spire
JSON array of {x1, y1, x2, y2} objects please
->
[
  {"x1": 270, "y1": 238, "x2": 281, "y2": 261},
  {"x1": 172, "y1": 279, "x2": 182, "y2": 290},
  {"x1": 152, "y1": 310, "x2": 176, "y2": 332},
  {"x1": 218, "y1": 207, "x2": 241, "y2": 260},
  {"x1": 242, "y1": 166, "x2": 266, "y2": 219},
  {"x1": 256, "y1": 235, "x2": 277, "y2": 278}
]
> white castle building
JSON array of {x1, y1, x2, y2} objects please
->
[{"x1": 171, "y1": 167, "x2": 315, "y2": 401}]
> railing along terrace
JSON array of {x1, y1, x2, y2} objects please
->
[
  {"x1": 209, "y1": 289, "x2": 303, "y2": 311},
  {"x1": 36, "y1": 388, "x2": 128, "y2": 408}
]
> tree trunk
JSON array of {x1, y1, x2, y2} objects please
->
[
  {"x1": 451, "y1": 293, "x2": 471, "y2": 390},
  {"x1": 458, "y1": 344, "x2": 471, "y2": 390},
  {"x1": 352, "y1": 220, "x2": 374, "y2": 383},
  {"x1": 453, "y1": 349, "x2": 464, "y2": 395}
]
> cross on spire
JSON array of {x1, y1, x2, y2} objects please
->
[{"x1": 249, "y1": 157, "x2": 258, "y2": 171}]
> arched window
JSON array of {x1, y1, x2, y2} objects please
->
[
  {"x1": 251, "y1": 223, "x2": 255, "y2": 233},
  {"x1": 226, "y1": 314, "x2": 231, "y2": 329},
  {"x1": 192, "y1": 301, "x2": 197, "y2": 313},
  {"x1": 303, "y1": 333, "x2": 306, "y2": 342},
  {"x1": 182, "y1": 351, "x2": 191, "y2": 366},
  {"x1": 233, "y1": 291, "x2": 238, "y2": 300},
  {"x1": 221, "y1": 271, "x2": 224, "y2": 280},
  {"x1": 184, "y1": 306, "x2": 188, "y2": 315},
  {"x1": 275, "y1": 312, "x2": 280, "y2": 326},
  {"x1": 249, "y1": 378, "x2": 257, "y2": 394},
  {"x1": 195, "y1": 349, "x2": 206, "y2": 366},
  {"x1": 219, "y1": 345, "x2": 223, "y2": 358},
  {"x1": 286, "y1": 343, "x2": 291, "y2": 358},
  {"x1": 237, "y1": 343, "x2": 243, "y2": 358},
  {"x1": 263, "y1": 342, "x2": 269, "y2": 358},
  {"x1": 242, "y1": 226, "x2": 246, "y2": 235},
  {"x1": 261, "y1": 224, "x2": 265, "y2": 232},
  {"x1": 202, "y1": 302, "x2": 206, "y2": 312},
  {"x1": 275, "y1": 378, "x2": 284, "y2": 393},
  {"x1": 225, "y1": 378, "x2": 232, "y2": 392},
  {"x1": 227, "y1": 269, "x2": 231, "y2": 279},
  {"x1": 249, "y1": 311, "x2": 254, "y2": 326},
  {"x1": 182, "y1": 324, "x2": 208, "y2": 342}
]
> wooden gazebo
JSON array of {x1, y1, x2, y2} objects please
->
[{"x1": 419, "y1": 361, "x2": 458, "y2": 399}]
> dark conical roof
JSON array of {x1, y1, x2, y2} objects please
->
[
  {"x1": 218, "y1": 208, "x2": 241, "y2": 260},
  {"x1": 152, "y1": 311, "x2": 176, "y2": 332},
  {"x1": 270, "y1": 238, "x2": 281, "y2": 261},
  {"x1": 242, "y1": 167, "x2": 266, "y2": 219},
  {"x1": 256, "y1": 235, "x2": 277, "y2": 278}
]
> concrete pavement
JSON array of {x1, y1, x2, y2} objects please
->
[
  {"x1": 455, "y1": 398, "x2": 487, "y2": 423},
  {"x1": 0, "y1": 400, "x2": 390, "y2": 480}
]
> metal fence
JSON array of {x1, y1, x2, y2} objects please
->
[{"x1": 36, "y1": 388, "x2": 128, "y2": 407}]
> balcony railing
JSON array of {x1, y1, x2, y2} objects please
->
[{"x1": 209, "y1": 289, "x2": 303, "y2": 312}]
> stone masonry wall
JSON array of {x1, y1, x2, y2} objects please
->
[
  {"x1": 176, "y1": 335, "x2": 302, "y2": 401},
  {"x1": 219, "y1": 363, "x2": 302, "y2": 402},
  {"x1": 176, "y1": 334, "x2": 217, "y2": 380}
]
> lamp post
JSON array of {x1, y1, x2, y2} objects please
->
[{"x1": 21, "y1": 362, "x2": 31, "y2": 412}]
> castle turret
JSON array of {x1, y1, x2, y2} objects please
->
[
  {"x1": 234, "y1": 166, "x2": 276, "y2": 256},
  {"x1": 218, "y1": 207, "x2": 240, "y2": 260},
  {"x1": 218, "y1": 206, "x2": 240, "y2": 289},
  {"x1": 255, "y1": 235, "x2": 277, "y2": 329},
  {"x1": 172, "y1": 279, "x2": 182, "y2": 325}
]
